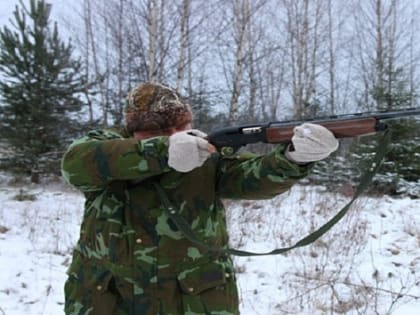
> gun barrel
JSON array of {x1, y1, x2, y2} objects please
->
[
  {"x1": 370, "y1": 107, "x2": 420, "y2": 120},
  {"x1": 268, "y1": 107, "x2": 420, "y2": 127}
]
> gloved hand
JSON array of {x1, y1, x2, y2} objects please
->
[
  {"x1": 285, "y1": 123, "x2": 339, "y2": 163},
  {"x1": 168, "y1": 129, "x2": 214, "y2": 172}
]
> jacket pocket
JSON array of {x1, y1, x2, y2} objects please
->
[
  {"x1": 65, "y1": 257, "x2": 118, "y2": 315},
  {"x1": 177, "y1": 261, "x2": 226, "y2": 295},
  {"x1": 91, "y1": 274, "x2": 119, "y2": 315},
  {"x1": 176, "y1": 261, "x2": 239, "y2": 314}
]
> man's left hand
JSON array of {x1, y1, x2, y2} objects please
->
[{"x1": 285, "y1": 123, "x2": 339, "y2": 163}]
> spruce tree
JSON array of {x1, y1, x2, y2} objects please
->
[{"x1": 0, "y1": 0, "x2": 85, "y2": 180}]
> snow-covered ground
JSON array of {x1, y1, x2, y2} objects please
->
[{"x1": 0, "y1": 172, "x2": 419, "y2": 315}]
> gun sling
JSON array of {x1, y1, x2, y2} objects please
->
[{"x1": 154, "y1": 130, "x2": 392, "y2": 257}]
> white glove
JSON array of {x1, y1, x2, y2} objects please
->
[
  {"x1": 285, "y1": 123, "x2": 339, "y2": 163},
  {"x1": 168, "y1": 129, "x2": 212, "y2": 172}
]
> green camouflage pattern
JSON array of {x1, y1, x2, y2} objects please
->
[{"x1": 61, "y1": 127, "x2": 311, "y2": 315}]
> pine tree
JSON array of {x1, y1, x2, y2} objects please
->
[{"x1": 0, "y1": 0, "x2": 85, "y2": 181}]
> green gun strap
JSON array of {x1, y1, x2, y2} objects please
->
[{"x1": 155, "y1": 130, "x2": 392, "y2": 257}]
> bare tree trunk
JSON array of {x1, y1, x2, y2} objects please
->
[
  {"x1": 375, "y1": 0, "x2": 385, "y2": 109},
  {"x1": 229, "y1": 0, "x2": 250, "y2": 123},
  {"x1": 157, "y1": 0, "x2": 166, "y2": 81},
  {"x1": 82, "y1": 0, "x2": 94, "y2": 124},
  {"x1": 115, "y1": 0, "x2": 125, "y2": 124},
  {"x1": 327, "y1": 0, "x2": 335, "y2": 114},
  {"x1": 284, "y1": 0, "x2": 325, "y2": 118},
  {"x1": 148, "y1": 0, "x2": 158, "y2": 81},
  {"x1": 265, "y1": 66, "x2": 284, "y2": 120},
  {"x1": 187, "y1": 30, "x2": 193, "y2": 96},
  {"x1": 408, "y1": 7, "x2": 417, "y2": 107},
  {"x1": 246, "y1": 1, "x2": 257, "y2": 121},
  {"x1": 176, "y1": 0, "x2": 190, "y2": 93},
  {"x1": 103, "y1": 11, "x2": 111, "y2": 125},
  {"x1": 84, "y1": 0, "x2": 108, "y2": 127},
  {"x1": 385, "y1": 0, "x2": 397, "y2": 110}
]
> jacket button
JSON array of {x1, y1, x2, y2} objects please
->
[
  {"x1": 225, "y1": 273, "x2": 230, "y2": 279},
  {"x1": 136, "y1": 238, "x2": 142, "y2": 244},
  {"x1": 96, "y1": 285, "x2": 103, "y2": 291},
  {"x1": 188, "y1": 287, "x2": 194, "y2": 293}
]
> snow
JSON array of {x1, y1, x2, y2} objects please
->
[
  {"x1": 229, "y1": 190, "x2": 420, "y2": 315},
  {"x1": 0, "y1": 173, "x2": 419, "y2": 315},
  {"x1": 0, "y1": 177, "x2": 83, "y2": 315}
]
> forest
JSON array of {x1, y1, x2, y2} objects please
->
[{"x1": 0, "y1": 0, "x2": 419, "y2": 195}]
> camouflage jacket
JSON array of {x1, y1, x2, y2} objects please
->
[{"x1": 61, "y1": 128, "x2": 311, "y2": 315}]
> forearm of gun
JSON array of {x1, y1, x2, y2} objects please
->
[{"x1": 266, "y1": 117, "x2": 386, "y2": 143}]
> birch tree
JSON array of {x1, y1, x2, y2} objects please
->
[
  {"x1": 216, "y1": 0, "x2": 268, "y2": 123},
  {"x1": 109, "y1": 0, "x2": 126, "y2": 124},
  {"x1": 229, "y1": 0, "x2": 248, "y2": 122},
  {"x1": 176, "y1": 0, "x2": 190, "y2": 92},
  {"x1": 83, "y1": 0, "x2": 110, "y2": 126},
  {"x1": 282, "y1": 0, "x2": 328, "y2": 118},
  {"x1": 327, "y1": 0, "x2": 336, "y2": 113}
]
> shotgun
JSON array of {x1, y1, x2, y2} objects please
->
[{"x1": 207, "y1": 107, "x2": 420, "y2": 150}]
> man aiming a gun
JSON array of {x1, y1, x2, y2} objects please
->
[{"x1": 61, "y1": 82, "x2": 338, "y2": 315}]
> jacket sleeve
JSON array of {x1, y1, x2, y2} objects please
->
[
  {"x1": 61, "y1": 129, "x2": 171, "y2": 191},
  {"x1": 216, "y1": 145, "x2": 312, "y2": 200}
]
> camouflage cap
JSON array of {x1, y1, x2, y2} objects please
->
[{"x1": 125, "y1": 82, "x2": 193, "y2": 133}]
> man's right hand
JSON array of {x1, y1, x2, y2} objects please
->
[{"x1": 168, "y1": 129, "x2": 214, "y2": 172}]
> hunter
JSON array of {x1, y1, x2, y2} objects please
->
[{"x1": 61, "y1": 82, "x2": 338, "y2": 315}]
